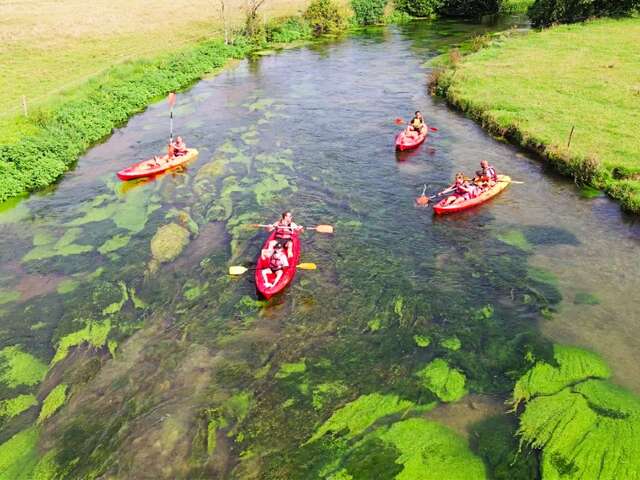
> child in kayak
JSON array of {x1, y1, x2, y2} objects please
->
[
  {"x1": 405, "y1": 111, "x2": 426, "y2": 139},
  {"x1": 261, "y1": 242, "x2": 289, "y2": 288},
  {"x1": 268, "y1": 211, "x2": 303, "y2": 258},
  {"x1": 440, "y1": 172, "x2": 481, "y2": 206},
  {"x1": 474, "y1": 160, "x2": 498, "y2": 188}
]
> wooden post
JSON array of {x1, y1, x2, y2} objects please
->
[
  {"x1": 567, "y1": 125, "x2": 575, "y2": 148},
  {"x1": 22, "y1": 95, "x2": 28, "y2": 117}
]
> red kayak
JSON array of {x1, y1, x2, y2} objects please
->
[
  {"x1": 395, "y1": 128, "x2": 427, "y2": 151},
  {"x1": 255, "y1": 231, "x2": 301, "y2": 299},
  {"x1": 117, "y1": 148, "x2": 198, "y2": 181},
  {"x1": 433, "y1": 175, "x2": 511, "y2": 214}
]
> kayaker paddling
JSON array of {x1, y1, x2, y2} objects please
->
[
  {"x1": 440, "y1": 172, "x2": 481, "y2": 206},
  {"x1": 406, "y1": 111, "x2": 427, "y2": 139},
  {"x1": 474, "y1": 160, "x2": 498, "y2": 188},
  {"x1": 261, "y1": 242, "x2": 289, "y2": 288},
  {"x1": 268, "y1": 211, "x2": 303, "y2": 258},
  {"x1": 171, "y1": 136, "x2": 188, "y2": 157}
]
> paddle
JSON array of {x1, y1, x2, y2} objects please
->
[
  {"x1": 167, "y1": 92, "x2": 176, "y2": 143},
  {"x1": 248, "y1": 224, "x2": 334, "y2": 233},
  {"x1": 229, "y1": 263, "x2": 317, "y2": 276},
  {"x1": 394, "y1": 117, "x2": 438, "y2": 132}
]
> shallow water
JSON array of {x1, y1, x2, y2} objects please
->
[{"x1": 1, "y1": 16, "x2": 639, "y2": 478}]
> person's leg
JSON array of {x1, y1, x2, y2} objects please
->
[
  {"x1": 286, "y1": 240, "x2": 293, "y2": 258},
  {"x1": 262, "y1": 268, "x2": 272, "y2": 287},
  {"x1": 273, "y1": 270, "x2": 283, "y2": 286}
]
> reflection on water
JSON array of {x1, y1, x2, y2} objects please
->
[{"x1": 0, "y1": 15, "x2": 638, "y2": 478}]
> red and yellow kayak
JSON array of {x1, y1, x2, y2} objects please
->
[
  {"x1": 117, "y1": 148, "x2": 198, "y2": 181},
  {"x1": 433, "y1": 175, "x2": 511, "y2": 214},
  {"x1": 395, "y1": 128, "x2": 427, "y2": 151},
  {"x1": 255, "y1": 231, "x2": 301, "y2": 299}
]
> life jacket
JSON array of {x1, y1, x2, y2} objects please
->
[
  {"x1": 269, "y1": 253, "x2": 286, "y2": 271},
  {"x1": 275, "y1": 222, "x2": 293, "y2": 240},
  {"x1": 411, "y1": 118, "x2": 423, "y2": 131},
  {"x1": 484, "y1": 166, "x2": 497, "y2": 181}
]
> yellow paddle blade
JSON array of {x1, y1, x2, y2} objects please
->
[
  {"x1": 297, "y1": 263, "x2": 317, "y2": 270},
  {"x1": 229, "y1": 266, "x2": 249, "y2": 275},
  {"x1": 313, "y1": 225, "x2": 334, "y2": 234}
]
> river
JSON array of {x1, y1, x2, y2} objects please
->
[{"x1": 0, "y1": 16, "x2": 639, "y2": 479}]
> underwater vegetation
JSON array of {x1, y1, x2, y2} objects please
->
[{"x1": 514, "y1": 345, "x2": 640, "y2": 479}]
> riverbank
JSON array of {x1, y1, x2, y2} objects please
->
[{"x1": 432, "y1": 17, "x2": 640, "y2": 213}]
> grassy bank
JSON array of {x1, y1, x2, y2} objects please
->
[
  {"x1": 0, "y1": 0, "x2": 353, "y2": 203},
  {"x1": 433, "y1": 17, "x2": 640, "y2": 213}
]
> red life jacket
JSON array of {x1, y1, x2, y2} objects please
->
[{"x1": 275, "y1": 222, "x2": 293, "y2": 240}]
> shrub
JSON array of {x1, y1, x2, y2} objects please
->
[
  {"x1": 266, "y1": 16, "x2": 312, "y2": 43},
  {"x1": 394, "y1": 0, "x2": 443, "y2": 17},
  {"x1": 439, "y1": 0, "x2": 502, "y2": 17},
  {"x1": 528, "y1": 0, "x2": 640, "y2": 28},
  {"x1": 304, "y1": 0, "x2": 347, "y2": 34},
  {"x1": 351, "y1": 0, "x2": 388, "y2": 24}
]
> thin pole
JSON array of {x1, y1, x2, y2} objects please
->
[
  {"x1": 22, "y1": 95, "x2": 28, "y2": 117},
  {"x1": 170, "y1": 109, "x2": 174, "y2": 143},
  {"x1": 567, "y1": 125, "x2": 575, "y2": 148}
]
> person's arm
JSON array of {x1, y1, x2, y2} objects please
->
[{"x1": 282, "y1": 255, "x2": 289, "y2": 268}]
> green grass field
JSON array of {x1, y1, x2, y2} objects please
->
[
  {"x1": 0, "y1": 0, "x2": 314, "y2": 145},
  {"x1": 439, "y1": 17, "x2": 640, "y2": 212}
]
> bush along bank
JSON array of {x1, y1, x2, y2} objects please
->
[
  {"x1": 430, "y1": 20, "x2": 640, "y2": 213},
  {"x1": 0, "y1": 6, "x2": 350, "y2": 204}
]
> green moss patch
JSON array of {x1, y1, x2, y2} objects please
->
[
  {"x1": 56, "y1": 279, "x2": 79, "y2": 294},
  {"x1": 512, "y1": 344, "x2": 610, "y2": 406},
  {"x1": 38, "y1": 384, "x2": 68, "y2": 424},
  {"x1": 275, "y1": 361, "x2": 307, "y2": 379},
  {"x1": 416, "y1": 359, "x2": 467, "y2": 403},
  {"x1": 308, "y1": 393, "x2": 414, "y2": 443},
  {"x1": 150, "y1": 223, "x2": 190, "y2": 264},
  {"x1": 0, "y1": 426, "x2": 40, "y2": 480},
  {"x1": 50, "y1": 320, "x2": 111, "y2": 367},
  {"x1": 496, "y1": 229, "x2": 533, "y2": 252},
  {"x1": 413, "y1": 335, "x2": 431, "y2": 348},
  {"x1": 0, "y1": 394, "x2": 38, "y2": 419},
  {"x1": 574, "y1": 291, "x2": 600, "y2": 306},
  {"x1": 440, "y1": 336, "x2": 461, "y2": 351},
  {"x1": 97, "y1": 234, "x2": 131, "y2": 255},
  {"x1": 0, "y1": 345, "x2": 47, "y2": 388},
  {"x1": 0, "y1": 289, "x2": 20, "y2": 305}
]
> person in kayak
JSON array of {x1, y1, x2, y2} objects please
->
[
  {"x1": 171, "y1": 136, "x2": 188, "y2": 157},
  {"x1": 261, "y1": 242, "x2": 289, "y2": 288},
  {"x1": 440, "y1": 172, "x2": 480, "y2": 206},
  {"x1": 474, "y1": 160, "x2": 498, "y2": 188},
  {"x1": 406, "y1": 111, "x2": 426, "y2": 139},
  {"x1": 269, "y1": 211, "x2": 303, "y2": 258}
]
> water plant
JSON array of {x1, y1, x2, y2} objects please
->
[
  {"x1": 38, "y1": 384, "x2": 68, "y2": 424},
  {"x1": 416, "y1": 359, "x2": 467, "y2": 403},
  {"x1": 0, "y1": 345, "x2": 47, "y2": 388}
]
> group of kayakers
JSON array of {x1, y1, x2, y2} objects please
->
[
  {"x1": 260, "y1": 211, "x2": 303, "y2": 288},
  {"x1": 438, "y1": 159, "x2": 498, "y2": 206}
]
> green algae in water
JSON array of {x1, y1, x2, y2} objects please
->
[
  {"x1": 183, "y1": 281, "x2": 209, "y2": 301},
  {"x1": 23, "y1": 227, "x2": 94, "y2": 261},
  {"x1": 308, "y1": 393, "x2": 414, "y2": 443},
  {"x1": 512, "y1": 344, "x2": 610, "y2": 406},
  {"x1": 275, "y1": 360, "x2": 307, "y2": 379},
  {"x1": 0, "y1": 345, "x2": 47, "y2": 388},
  {"x1": 150, "y1": 223, "x2": 190, "y2": 264},
  {"x1": 440, "y1": 336, "x2": 461, "y2": 351},
  {"x1": 527, "y1": 266, "x2": 559, "y2": 286},
  {"x1": 375, "y1": 418, "x2": 487, "y2": 480},
  {"x1": 0, "y1": 426, "x2": 40, "y2": 480},
  {"x1": 56, "y1": 279, "x2": 79, "y2": 294},
  {"x1": 518, "y1": 379, "x2": 640, "y2": 479},
  {"x1": 129, "y1": 287, "x2": 147, "y2": 309},
  {"x1": 0, "y1": 394, "x2": 37, "y2": 419},
  {"x1": 574, "y1": 291, "x2": 600, "y2": 305},
  {"x1": 496, "y1": 229, "x2": 533, "y2": 252},
  {"x1": 414, "y1": 335, "x2": 431, "y2": 348},
  {"x1": 0, "y1": 289, "x2": 20, "y2": 305},
  {"x1": 97, "y1": 234, "x2": 131, "y2": 255},
  {"x1": 254, "y1": 173, "x2": 293, "y2": 206},
  {"x1": 416, "y1": 359, "x2": 467, "y2": 403},
  {"x1": 102, "y1": 281, "x2": 128, "y2": 315},
  {"x1": 50, "y1": 320, "x2": 111, "y2": 367},
  {"x1": 38, "y1": 384, "x2": 68, "y2": 424},
  {"x1": 312, "y1": 382, "x2": 349, "y2": 411}
]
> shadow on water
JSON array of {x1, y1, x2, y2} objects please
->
[{"x1": 0, "y1": 15, "x2": 638, "y2": 479}]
